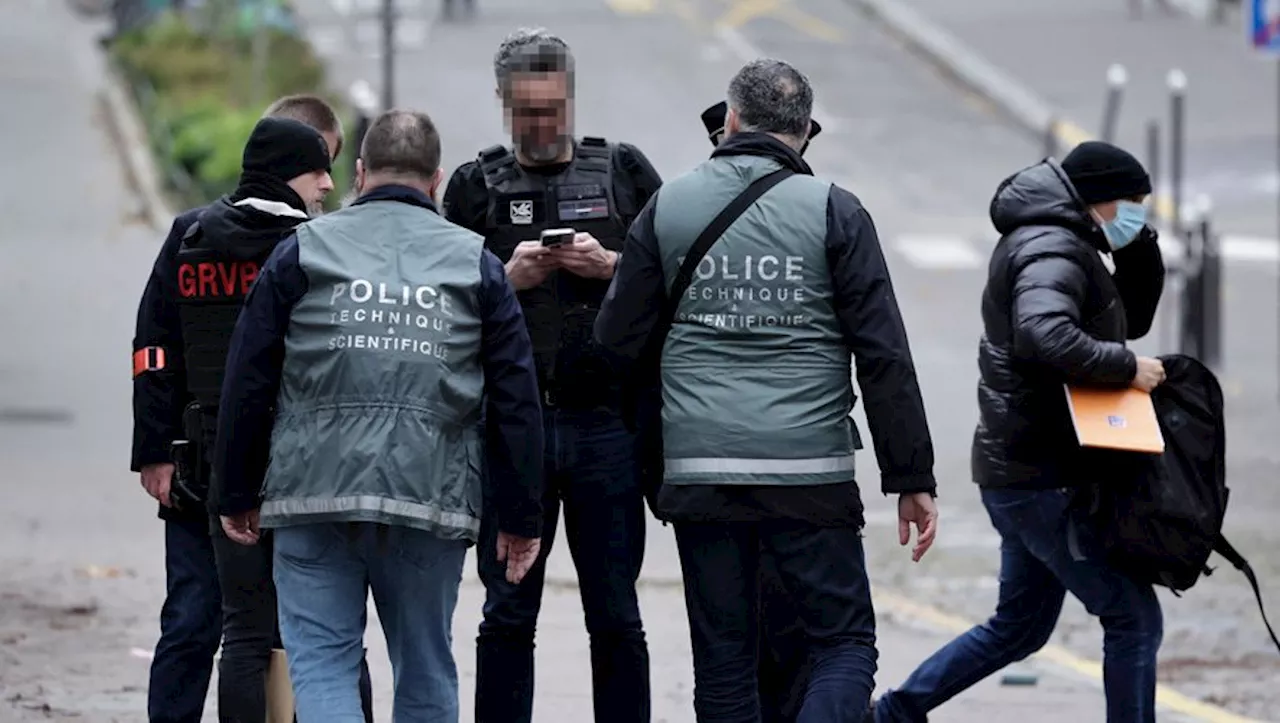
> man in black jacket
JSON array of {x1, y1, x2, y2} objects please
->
[
  {"x1": 870, "y1": 142, "x2": 1168, "y2": 723},
  {"x1": 596, "y1": 59, "x2": 938, "y2": 723},
  {"x1": 441, "y1": 27, "x2": 663, "y2": 723},
  {"x1": 130, "y1": 96, "x2": 350, "y2": 723}
]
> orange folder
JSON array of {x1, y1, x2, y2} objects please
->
[{"x1": 1063, "y1": 385, "x2": 1165, "y2": 454}]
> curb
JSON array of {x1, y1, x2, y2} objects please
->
[
  {"x1": 99, "y1": 57, "x2": 174, "y2": 233},
  {"x1": 839, "y1": 0, "x2": 1181, "y2": 225},
  {"x1": 839, "y1": 0, "x2": 1057, "y2": 142}
]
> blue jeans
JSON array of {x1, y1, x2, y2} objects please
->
[
  {"x1": 149, "y1": 515, "x2": 222, "y2": 723},
  {"x1": 475, "y1": 408, "x2": 649, "y2": 723},
  {"x1": 875, "y1": 488, "x2": 1163, "y2": 723},
  {"x1": 273, "y1": 522, "x2": 468, "y2": 723},
  {"x1": 675, "y1": 521, "x2": 878, "y2": 723}
]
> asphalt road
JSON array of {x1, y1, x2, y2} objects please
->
[{"x1": 1, "y1": 0, "x2": 1278, "y2": 719}]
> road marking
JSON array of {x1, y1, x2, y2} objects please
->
[
  {"x1": 893, "y1": 234, "x2": 986, "y2": 270},
  {"x1": 713, "y1": 0, "x2": 845, "y2": 43},
  {"x1": 606, "y1": 0, "x2": 657, "y2": 14},
  {"x1": 873, "y1": 588, "x2": 1267, "y2": 723}
]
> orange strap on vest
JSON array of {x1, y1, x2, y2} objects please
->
[{"x1": 132, "y1": 347, "x2": 167, "y2": 378}]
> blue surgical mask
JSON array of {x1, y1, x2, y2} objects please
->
[{"x1": 1097, "y1": 200, "x2": 1147, "y2": 250}]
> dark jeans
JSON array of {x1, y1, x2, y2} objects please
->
[
  {"x1": 210, "y1": 518, "x2": 376, "y2": 723},
  {"x1": 758, "y1": 556, "x2": 812, "y2": 723},
  {"x1": 675, "y1": 521, "x2": 878, "y2": 723},
  {"x1": 149, "y1": 515, "x2": 222, "y2": 723},
  {"x1": 874, "y1": 488, "x2": 1163, "y2": 723},
  {"x1": 475, "y1": 408, "x2": 650, "y2": 723}
]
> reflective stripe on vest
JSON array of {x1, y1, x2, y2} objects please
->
[{"x1": 664, "y1": 455, "x2": 856, "y2": 476}]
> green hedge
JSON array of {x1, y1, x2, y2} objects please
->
[{"x1": 111, "y1": 10, "x2": 354, "y2": 210}]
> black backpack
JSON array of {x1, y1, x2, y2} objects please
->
[{"x1": 1084, "y1": 354, "x2": 1279, "y2": 654}]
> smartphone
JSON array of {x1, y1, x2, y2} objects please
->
[{"x1": 540, "y1": 228, "x2": 576, "y2": 247}]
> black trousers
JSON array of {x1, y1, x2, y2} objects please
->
[
  {"x1": 209, "y1": 517, "x2": 374, "y2": 722},
  {"x1": 674, "y1": 521, "x2": 878, "y2": 723}
]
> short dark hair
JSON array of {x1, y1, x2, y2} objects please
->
[
  {"x1": 726, "y1": 59, "x2": 813, "y2": 139},
  {"x1": 264, "y1": 95, "x2": 344, "y2": 156},
  {"x1": 359, "y1": 109, "x2": 441, "y2": 180},
  {"x1": 493, "y1": 27, "x2": 575, "y2": 95}
]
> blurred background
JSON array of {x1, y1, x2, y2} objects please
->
[{"x1": 1, "y1": 0, "x2": 1278, "y2": 720}]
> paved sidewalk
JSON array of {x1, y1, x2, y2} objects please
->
[{"x1": 854, "y1": 0, "x2": 1280, "y2": 241}]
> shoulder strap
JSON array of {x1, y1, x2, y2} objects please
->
[
  {"x1": 1214, "y1": 536, "x2": 1280, "y2": 655},
  {"x1": 662, "y1": 167, "x2": 794, "y2": 330}
]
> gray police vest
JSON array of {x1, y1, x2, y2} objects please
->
[
  {"x1": 653, "y1": 154, "x2": 859, "y2": 487},
  {"x1": 478, "y1": 138, "x2": 627, "y2": 393},
  {"x1": 260, "y1": 200, "x2": 488, "y2": 541}
]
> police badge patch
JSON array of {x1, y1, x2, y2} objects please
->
[{"x1": 510, "y1": 200, "x2": 533, "y2": 225}]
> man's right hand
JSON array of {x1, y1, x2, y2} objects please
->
[
  {"x1": 504, "y1": 241, "x2": 556, "y2": 291},
  {"x1": 496, "y1": 530, "x2": 542, "y2": 584},
  {"x1": 1132, "y1": 356, "x2": 1166, "y2": 392},
  {"x1": 898, "y1": 492, "x2": 938, "y2": 563},
  {"x1": 140, "y1": 462, "x2": 174, "y2": 508}
]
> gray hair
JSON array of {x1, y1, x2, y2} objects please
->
[
  {"x1": 726, "y1": 59, "x2": 813, "y2": 141},
  {"x1": 493, "y1": 27, "x2": 575, "y2": 94},
  {"x1": 359, "y1": 109, "x2": 441, "y2": 180}
]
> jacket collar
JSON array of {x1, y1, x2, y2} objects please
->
[
  {"x1": 710, "y1": 132, "x2": 814, "y2": 176},
  {"x1": 352, "y1": 184, "x2": 439, "y2": 213}
]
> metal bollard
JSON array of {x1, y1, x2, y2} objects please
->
[
  {"x1": 1199, "y1": 210, "x2": 1223, "y2": 371},
  {"x1": 1177, "y1": 197, "x2": 1222, "y2": 369},
  {"x1": 1101, "y1": 64, "x2": 1127, "y2": 144},
  {"x1": 1168, "y1": 70, "x2": 1187, "y2": 235},
  {"x1": 1146, "y1": 120, "x2": 1161, "y2": 204}
]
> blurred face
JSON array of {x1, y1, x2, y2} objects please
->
[
  {"x1": 501, "y1": 72, "x2": 572, "y2": 164},
  {"x1": 288, "y1": 169, "x2": 335, "y2": 216}
]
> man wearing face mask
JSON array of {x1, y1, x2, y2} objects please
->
[
  {"x1": 441, "y1": 26, "x2": 663, "y2": 723},
  {"x1": 869, "y1": 141, "x2": 1167, "y2": 723}
]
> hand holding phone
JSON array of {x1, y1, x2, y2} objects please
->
[{"x1": 540, "y1": 228, "x2": 576, "y2": 247}]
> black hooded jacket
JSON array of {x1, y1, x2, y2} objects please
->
[{"x1": 972, "y1": 159, "x2": 1165, "y2": 490}]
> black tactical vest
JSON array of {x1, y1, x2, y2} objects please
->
[
  {"x1": 478, "y1": 137, "x2": 629, "y2": 406},
  {"x1": 173, "y1": 221, "x2": 277, "y2": 449}
]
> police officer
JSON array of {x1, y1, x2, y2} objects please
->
[
  {"x1": 596, "y1": 59, "x2": 939, "y2": 723},
  {"x1": 130, "y1": 96, "x2": 353, "y2": 723},
  {"x1": 700, "y1": 99, "x2": 822, "y2": 723},
  {"x1": 441, "y1": 26, "x2": 663, "y2": 723}
]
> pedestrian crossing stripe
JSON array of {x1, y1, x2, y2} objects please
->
[{"x1": 887, "y1": 234, "x2": 1280, "y2": 271}]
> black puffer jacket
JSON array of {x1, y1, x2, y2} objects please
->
[{"x1": 972, "y1": 159, "x2": 1165, "y2": 490}]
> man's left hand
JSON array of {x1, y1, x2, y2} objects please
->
[
  {"x1": 221, "y1": 509, "x2": 262, "y2": 546},
  {"x1": 548, "y1": 232, "x2": 618, "y2": 280}
]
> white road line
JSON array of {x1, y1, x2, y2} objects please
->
[
  {"x1": 893, "y1": 234, "x2": 986, "y2": 270},
  {"x1": 1158, "y1": 235, "x2": 1280, "y2": 266}
]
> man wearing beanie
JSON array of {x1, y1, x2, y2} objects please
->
[
  {"x1": 870, "y1": 141, "x2": 1168, "y2": 723},
  {"x1": 131, "y1": 98, "x2": 376, "y2": 723},
  {"x1": 166, "y1": 116, "x2": 370, "y2": 723}
]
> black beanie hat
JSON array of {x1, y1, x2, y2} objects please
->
[
  {"x1": 1060, "y1": 141, "x2": 1152, "y2": 206},
  {"x1": 241, "y1": 118, "x2": 331, "y2": 182}
]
